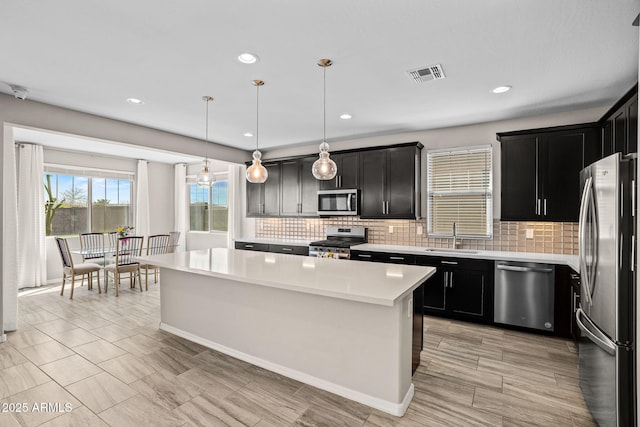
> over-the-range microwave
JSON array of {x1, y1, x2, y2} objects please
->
[{"x1": 317, "y1": 189, "x2": 359, "y2": 216}]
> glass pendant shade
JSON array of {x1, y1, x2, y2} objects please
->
[
  {"x1": 196, "y1": 160, "x2": 215, "y2": 187},
  {"x1": 312, "y1": 142, "x2": 337, "y2": 180},
  {"x1": 246, "y1": 150, "x2": 268, "y2": 183}
]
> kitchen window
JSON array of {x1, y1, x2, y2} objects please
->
[
  {"x1": 44, "y1": 165, "x2": 134, "y2": 236},
  {"x1": 189, "y1": 179, "x2": 228, "y2": 232},
  {"x1": 427, "y1": 145, "x2": 493, "y2": 238}
]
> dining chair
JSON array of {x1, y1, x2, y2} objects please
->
[
  {"x1": 168, "y1": 231, "x2": 180, "y2": 253},
  {"x1": 104, "y1": 236, "x2": 144, "y2": 297},
  {"x1": 55, "y1": 237, "x2": 102, "y2": 299},
  {"x1": 79, "y1": 232, "x2": 106, "y2": 290},
  {"x1": 140, "y1": 234, "x2": 170, "y2": 290}
]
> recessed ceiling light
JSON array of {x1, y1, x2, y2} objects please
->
[
  {"x1": 339, "y1": 114, "x2": 352, "y2": 120},
  {"x1": 243, "y1": 132, "x2": 254, "y2": 137},
  {"x1": 238, "y1": 53, "x2": 258, "y2": 64},
  {"x1": 126, "y1": 98, "x2": 144, "y2": 105},
  {"x1": 492, "y1": 85, "x2": 512, "y2": 94}
]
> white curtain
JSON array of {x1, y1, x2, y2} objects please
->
[
  {"x1": 3, "y1": 129, "x2": 19, "y2": 331},
  {"x1": 173, "y1": 163, "x2": 187, "y2": 251},
  {"x1": 227, "y1": 164, "x2": 244, "y2": 248},
  {"x1": 17, "y1": 144, "x2": 46, "y2": 290},
  {"x1": 135, "y1": 160, "x2": 150, "y2": 237}
]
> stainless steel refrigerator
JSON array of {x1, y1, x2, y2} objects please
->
[{"x1": 578, "y1": 152, "x2": 636, "y2": 426}]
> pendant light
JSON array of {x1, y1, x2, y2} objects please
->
[
  {"x1": 312, "y1": 59, "x2": 338, "y2": 180},
  {"x1": 196, "y1": 95, "x2": 215, "y2": 187},
  {"x1": 246, "y1": 80, "x2": 268, "y2": 183}
]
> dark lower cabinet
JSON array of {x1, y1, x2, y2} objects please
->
[
  {"x1": 234, "y1": 241, "x2": 308, "y2": 256},
  {"x1": 553, "y1": 265, "x2": 578, "y2": 340},
  {"x1": 417, "y1": 256, "x2": 494, "y2": 323},
  {"x1": 350, "y1": 250, "x2": 423, "y2": 375}
]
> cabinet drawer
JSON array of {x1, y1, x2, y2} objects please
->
[
  {"x1": 269, "y1": 244, "x2": 309, "y2": 256},
  {"x1": 416, "y1": 256, "x2": 492, "y2": 271},
  {"x1": 235, "y1": 242, "x2": 270, "y2": 252},
  {"x1": 380, "y1": 253, "x2": 416, "y2": 265},
  {"x1": 350, "y1": 251, "x2": 385, "y2": 262}
]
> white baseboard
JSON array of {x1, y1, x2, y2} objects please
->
[
  {"x1": 160, "y1": 322, "x2": 413, "y2": 417},
  {"x1": 0, "y1": 334, "x2": 6, "y2": 343}
]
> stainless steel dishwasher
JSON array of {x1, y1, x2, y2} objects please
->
[{"x1": 494, "y1": 261, "x2": 555, "y2": 331}]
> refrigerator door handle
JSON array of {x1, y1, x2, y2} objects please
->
[
  {"x1": 586, "y1": 184, "x2": 598, "y2": 305},
  {"x1": 576, "y1": 308, "x2": 616, "y2": 356},
  {"x1": 578, "y1": 177, "x2": 592, "y2": 306}
]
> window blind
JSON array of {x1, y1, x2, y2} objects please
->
[{"x1": 427, "y1": 145, "x2": 492, "y2": 237}]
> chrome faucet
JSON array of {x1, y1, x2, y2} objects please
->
[{"x1": 452, "y1": 222, "x2": 461, "y2": 249}]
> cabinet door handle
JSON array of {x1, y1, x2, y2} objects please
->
[
  {"x1": 449, "y1": 271, "x2": 454, "y2": 288},
  {"x1": 443, "y1": 271, "x2": 448, "y2": 288},
  {"x1": 543, "y1": 199, "x2": 547, "y2": 216},
  {"x1": 357, "y1": 254, "x2": 372, "y2": 258},
  {"x1": 389, "y1": 256, "x2": 404, "y2": 261},
  {"x1": 282, "y1": 248, "x2": 293, "y2": 252},
  {"x1": 245, "y1": 244, "x2": 254, "y2": 248},
  {"x1": 336, "y1": 176, "x2": 340, "y2": 188},
  {"x1": 537, "y1": 199, "x2": 541, "y2": 216},
  {"x1": 382, "y1": 201, "x2": 386, "y2": 214},
  {"x1": 339, "y1": 176, "x2": 342, "y2": 188},
  {"x1": 441, "y1": 260, "x2": 458, "y2": 265}
]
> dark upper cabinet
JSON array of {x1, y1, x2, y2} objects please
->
[
  {"x1": 500, "y1": 135, "x2": 538, "y2": 221},
  {"x1": 246, "y1": 162, "x2": 281, "y2": 217},
  {"x1": 498, "y1": 125, "x2": 599, "y2": 222},
  {"x1": 278, "y1": 157, "x2": 318, "y2": 217},
  {"x1": 360, "y1": 150, "x2": 386, "y2": 217},
  {"x1": 627, "y1": 94, "x2": 638, "y2": 154},
  {"x1": 600, "y1": 85, "x2": 638, "y2": 156},
  {"x1": 319, "y1": 152, "x2": 360, "y2": 190},
  {"x1": 360, "y1": 144, "x2": 422, "y2": 219}
]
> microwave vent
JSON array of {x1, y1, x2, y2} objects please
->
[{"x1": 406, "y1": 64, "x2": 445, "y2": 84}]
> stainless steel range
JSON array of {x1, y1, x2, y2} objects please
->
[{"x1": 308, "y1": 226, "x2": 367, "y2": 259}]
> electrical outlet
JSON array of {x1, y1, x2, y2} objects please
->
[
  {"x1": 526, "y1": 229, "x2": 534, "y2": 239},
  {"x1": 408, "y1": 298, "x2": 413, "y2": 318},
  {"x1": 388, "y1": 226, "x2": 394, "y2": 233},
  {"x1": 417, "y1": 225, "x2": 423, "y2": 235}
]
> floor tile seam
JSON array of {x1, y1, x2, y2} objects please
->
[{"x1": 0, "y1": 362, "x2": 59, "y2": 401}]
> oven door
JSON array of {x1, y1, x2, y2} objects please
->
[{"x1": 317, "y1": 189, "x2": 358, "y2": 216}]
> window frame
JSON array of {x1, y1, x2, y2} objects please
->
[
  {"x1": 44, "y1": 164, "x2": 135, "y2": 236},
  {"x1": 426, "y1": 144, "x2": 493, "y2": 239},
  {"x1": 187, "y1": 173, "x2": 229, "y2": 234}
]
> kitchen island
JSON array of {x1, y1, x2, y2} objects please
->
[{"x1": 136, "y1": 248, "x2": 435, "y2": 416}]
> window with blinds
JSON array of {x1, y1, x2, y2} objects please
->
[{"x1": 427, "y1": 145, "x2": 493, "y2": 238}]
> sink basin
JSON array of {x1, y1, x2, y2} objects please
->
[{"x1": 424, "y1": 248, "x2": 478, "y2": 254}]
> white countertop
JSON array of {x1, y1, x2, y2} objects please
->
[
  {"x1": 351, "y1": 243, "x2": 580, "y2": 272},
  {"x1": 137, "y1": 248, "x2": 435, "y2": 307}
]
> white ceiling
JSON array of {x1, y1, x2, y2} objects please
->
[{"x1": 0, "y1": 0, "x2": 638, "y2": 152}]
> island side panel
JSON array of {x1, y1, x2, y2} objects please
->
[{"x1": 158, "y1": 267, "x2": 414, "y2": 415}]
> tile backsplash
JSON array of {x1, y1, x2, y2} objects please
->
[{"x1": 255, "y1": 218, "x2": 578, "y2": 255}]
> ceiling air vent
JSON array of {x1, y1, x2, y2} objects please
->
[{"x1": 406, "y1": 64, "x2": 445, "y2": 84}]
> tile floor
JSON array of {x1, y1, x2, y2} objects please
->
[{"x1": 0, "y1": 280, "x2": 595, "y2": 426}]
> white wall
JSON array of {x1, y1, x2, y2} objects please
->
[{"x1": 264, "y1": 106, "x2": 610, "y2": 218}]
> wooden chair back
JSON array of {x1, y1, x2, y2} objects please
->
[
  {"x1": 147, "y1": 234, "x2": 170, "y2": 256},
  {"x1": 79, "y1": 233, "x2": 105, "y2": 261},
  {"x1": 115, "y1": 236, "x2": 144, "y2": 266}
]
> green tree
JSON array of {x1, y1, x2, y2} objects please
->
[
  {"x1": 93, "y1": 198, "x2": 111, "y2": 205},
  {"x1": 44, "y1": 174, "x2": 65, "y2": 236}
]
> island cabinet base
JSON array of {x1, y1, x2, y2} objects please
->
[{"x1": 158, "y1": 268, "x2": 416, "y2": 416}]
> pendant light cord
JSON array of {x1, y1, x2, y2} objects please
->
[
  {"x1": 205, "y1": 98, "x2": 209, "y2": 162},
  {"x1": 256, "y1": 83, "x2": 260, "y2": 151},
  {"x1": 323, "y1": 64, "x2": 326, "y2": 144}
]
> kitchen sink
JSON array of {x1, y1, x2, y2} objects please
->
[{"x1": 424, "y1": 248, "x2": 479, "y2": 254}]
